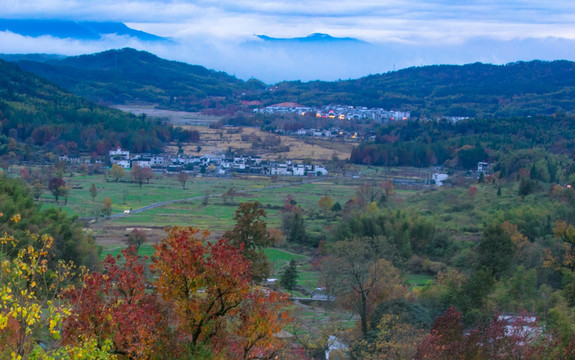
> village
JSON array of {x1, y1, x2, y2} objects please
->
[
  {"x1": 252, "y1": 102, "x2": 411, "y2": 122},
  {"x1": 108, "y1": 147, "x2": 329, "y2": 177}
]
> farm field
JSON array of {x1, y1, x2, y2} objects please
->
[{"x1": 169, "y1": 125, "x2": 355, "y2": 162}]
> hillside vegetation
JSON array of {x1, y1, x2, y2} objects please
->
[
  {"x1": 16, "y1": 48, "x2": 264, "y2": 109},
  {"x1": 9, "y1": 49, "x2": 575, "y2": 117},
  {"x1": 0, "y1": 59, "x2": 196, "y2": 156}
]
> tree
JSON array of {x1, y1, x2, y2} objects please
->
[
  {"x1": 109, "y1": 164, "x2": 125, "y2": 182},
  {"x1": 48, "y1": 177, "x2": 66, "y2": 203},
  {"x1": 102, "y1": 197, "x2": 113, "y2": 218},
  {"x1": 323, "y1": 237, "x2": 407, "y2": 336},
  {"x1": 89, "y1": 183, "x2": 98, "y2": 202},
  {"x1": 280, "y1": 260, "x2": 299, "y2": 293},
  {"x1": 477, "y1": 223, "x2": 514, "y2": 279},
  {"x1": 152, "y1": 226, "x2": 251, "y2": 355},
  {"x1": 142, "y1": 166, "x2": 154, "y2": 184},
  {"x1": 127, "y1": 228, "x2": 147, "y2": 251},
  {"x1": 152, "y1": 226, "x2": 289, "y2": 359},
  {"x1": 224, "y1": 202, "x2": 273, "y2": 283},
  {"x1": 285, "y1": 211, "x2": 308, "y2": 245},
  {"x1": 63, "y1": 248, "x2": 171, "y2": 359},
  {"x1": 178, "y1": 172, "x2": 189, "y2": 190},
  {"x1": 416, "y1": 308, "x2": 559, "y2": 360},
  {"x1": 61, "y1": 184, "x2": 71, "y2": 205},
  {"x1": 0, "y1": 214, "x2": 78, "y2": 359},
  {"x1": 318, "y1": 195, "x2": 334, "y2": 218},
  {"x1": 131, "y1": 164, "x2": 146, "y2": 188},
  {"x1": 32, "y1": 180, "x2": 44, "y2": 201},
  {"x1": 228, "y1": 289, "x2": 290, "y2": 360}
]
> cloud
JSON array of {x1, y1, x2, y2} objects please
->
[
  {"x1": 2, "y1": 1, "x2": 575, "y2": 83},
  {"x1": 4, "y1": 0, "x2": 575, "y2": 43}
]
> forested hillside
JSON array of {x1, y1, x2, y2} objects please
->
[
  {"x1": 351, "y1": 115, "x2": 575, "y2": 169},
  {"x1": 15, "y1": 48, "x2": 264, "y2": 109},
  {"x1": 260, "y1": 61, "x2": 575, "y2": 118},
  {"x1": 0, "y1": 59, "x2": 197, "y2": 156},
  {"x1": 8, "y1": 49, "x2": 575, "y2": 117}
]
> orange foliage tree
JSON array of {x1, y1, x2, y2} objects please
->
[{"x1": 152, "y1": 226, "x2": 289, "y2": 359}]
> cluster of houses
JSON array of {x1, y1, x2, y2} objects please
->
[
  {"x1": 109, "y1": 147, "x2": 328, "y2": 177},
  {"x1": 254, "y1": 102, "x2": 410, "y2": 122}
]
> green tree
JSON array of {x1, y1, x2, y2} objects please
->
[
  {"x1": 284, "y1": 210, "x2": 308, "y2": 245},
  {"x1": 280, "y1": 260, "x2": 299, "y2": 293},
  {"x1": 477, "y1": 223, "x2": 514, "y2": 279},
  {"x1": 223, "y1": 202, "x2": 273, "y2": 283}
]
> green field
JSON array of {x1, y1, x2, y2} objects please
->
[{"x1": 38, "y1": 168, "x2": 428, "y2": 297}]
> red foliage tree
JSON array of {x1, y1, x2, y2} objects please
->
[{"x1": 63, "y1": 248, "x2": 172, "y2": 359}]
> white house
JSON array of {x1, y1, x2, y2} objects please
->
[{"x1": 109, "y1": 147, "x2": 130, "y2": 159}]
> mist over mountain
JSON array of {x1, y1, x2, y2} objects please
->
[
  {"x1": 256, "y1": 33, "x2": 366, "y2": 44},
  {"x1": 0, "y1": 18, "x2": 574, "y2": 83},
  {"x1": 0, "y1": 19, "x2": 169, "y2": 42}
]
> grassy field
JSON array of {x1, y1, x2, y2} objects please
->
[{"x1": 36, "y1": 165, "x2": 440, "y2": 300}]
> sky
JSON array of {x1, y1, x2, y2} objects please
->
[{"x1": 2, "y1": 0, "x2": 575, "y2": 83}]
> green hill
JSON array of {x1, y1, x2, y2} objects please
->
[
  {"x1": 0, "y1": 59, "x2": 195, "y2": 157},
  {"x1": 16, "y1": 48, "x2": 265, "y2": 110},
  {"x1": 258, "y1": 61, "x2": 575, "y2": 118},
  {"x1": 9, "y1": 48, "x2": 575, "y2": 117}
]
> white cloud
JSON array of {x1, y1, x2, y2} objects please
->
[{"x1": 2, "y1": 1, "x2": 575, "y2": 82}]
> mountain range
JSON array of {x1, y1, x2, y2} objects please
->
[
  {"x1": 2, "y1": 47, "x2": 575, "y2": 118},
  {"x1": 0, "y1": 19, "x2": 168, "y2": 42}
]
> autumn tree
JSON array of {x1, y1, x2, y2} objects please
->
[
  {"x1": 127, "y1": 228, "x2": 147, "y2": 252},
  {"x1": 48, "y1": 177, "x2": 66, "y2": 203},
  {"x1": 152, "y1": 226, "x2": 289, "y2": 359},
  {"x1": 152, "y1": 226, "x2": 251, "y2": 356},
  {"x1": 416, "y1": 308, "x2": 559, "y2": 360},
  {"x1": 89, "y1": 183, "x2": 98, "y2": 202},
  {"x1": 109, "y1": 164, "x2": 125, "y2": 182},
  {"x1": 0, "y1": 214, "x2": 79, "y2": 359},
  {"x1": 102, "y1": 197, "x2": 113, "y2": 218},
  {"x1": 224, "y1": 202, "x2": 273, "y2": 283},
  {"x1": 228, "y1": 289, "x2": 290, "y2": 359},
  {"x1": 63, "y1": 248, "x2": 172, "y2": 359},
  {"x1": 318, "y1": 195, "x2": 334, "y2": 218},
  {"x1": 131, "y1": 164, "x2": 145, "y2": 187},
  {"x1": 323, "y1": 236, "x2": 407, "y2": 336},
  {"x1": 178, "y1": 172, "x2": 189, "y2": 190}
]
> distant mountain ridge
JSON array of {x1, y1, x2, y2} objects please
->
[
  {"x1": 0, "y1": 19, "x2": 168, "y2": 42},
  {"x1": 256, "y1": 33, "x2": 365, "y2": 43},
  {"x1": 5, "y1": 47, "x2": 575, "y2": 117}
]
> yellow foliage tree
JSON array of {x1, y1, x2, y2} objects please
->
[{"x1": 0, "y1": 213, "x2": 82, "y2": 359}]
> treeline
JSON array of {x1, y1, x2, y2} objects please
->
[
  {"x1": 0, "y1": 177, "x2": 99, "y2": 269},
  {"x1": 350, "y1": 115, "x2": 575, "y2": 170},
  {"x1": 0, "y1": 59, "x2": 199, "y2": 156}
]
